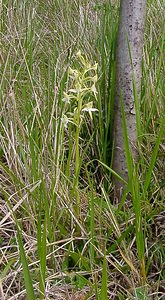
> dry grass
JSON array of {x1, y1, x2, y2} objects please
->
[{"x1": 0, "y1": 0, "x2": 164, "y2": 299}]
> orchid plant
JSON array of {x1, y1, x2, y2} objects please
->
[{"x1": 61, "y1": 50, "x2": 98, "y2": 215}]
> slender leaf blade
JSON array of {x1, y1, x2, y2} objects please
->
[{"x1": 17, "y1": 227, "x2": 35, "y2": 300}]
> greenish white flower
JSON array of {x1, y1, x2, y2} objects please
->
[
  {"x1": 68, "y1": 67, "x2": 79, "y2": 78},
  {"x1": 93, "y1": 62, "x2": 98, "y2": 71},
  {"x1": 91, "y1": 84, "x2": 97, "y2": 97},
  {"x1": 82, "y1": 101, "x2": 98, "y2": 119},
  {"x1": 62, "y1": 92, "x2": 71, "y2": 104},
  {"x1": 92, "y1": 74, "x2": 98, "y2": 83},
  {"x1": 61, "y1": 114, "x2": 69, "y2": 128}
]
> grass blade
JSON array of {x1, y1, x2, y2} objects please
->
[
  {"x1": 143, "y1": 118, "x2": 164, "y2": 197},
  {"x1": 39, "y1": 215, "x2": 47, "y2": 300},
  {"x1": 17, "y1": 226, "x2": 36, "y2": 300},
  {"x1": 100, "y1": 255, "x2": 108, "y2": 300},
  {"x1": 120, "y1": 96, "x2": 146, "y2": 282}
]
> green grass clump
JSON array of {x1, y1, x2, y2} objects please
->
[{"x1": 0, "y1": 0, "x2": 164, "y2": 299}]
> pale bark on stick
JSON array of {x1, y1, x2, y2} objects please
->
[{"x1": 112, "y1": 0, "x2": 146, "y2": 198}]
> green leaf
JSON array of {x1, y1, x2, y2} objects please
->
[
  {"x1": 143, "y1": 118, "x2": 164, "y2": 197},
  {"x1": 100, "y1": 256, "x2": 108, "y2": 300},
  {"x1": 39, "y1": 216, "x2": 47, "y2": 300},
  {"x1": 17, "y1": 227, "x2": 35, "y2": 300},
  {"x1": 74, "y1": 274, "x2": 91, "y2": 289},
  {"x1": 0, "y1": 259, "x2": 16, "y2": 280},
  {"x1": 97, "y1": 160, "x2": 127, "y2": 184}
]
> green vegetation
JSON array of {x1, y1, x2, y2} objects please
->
[{"x1": 0, "y1": 0, "x2": 164, "y2": 299}]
